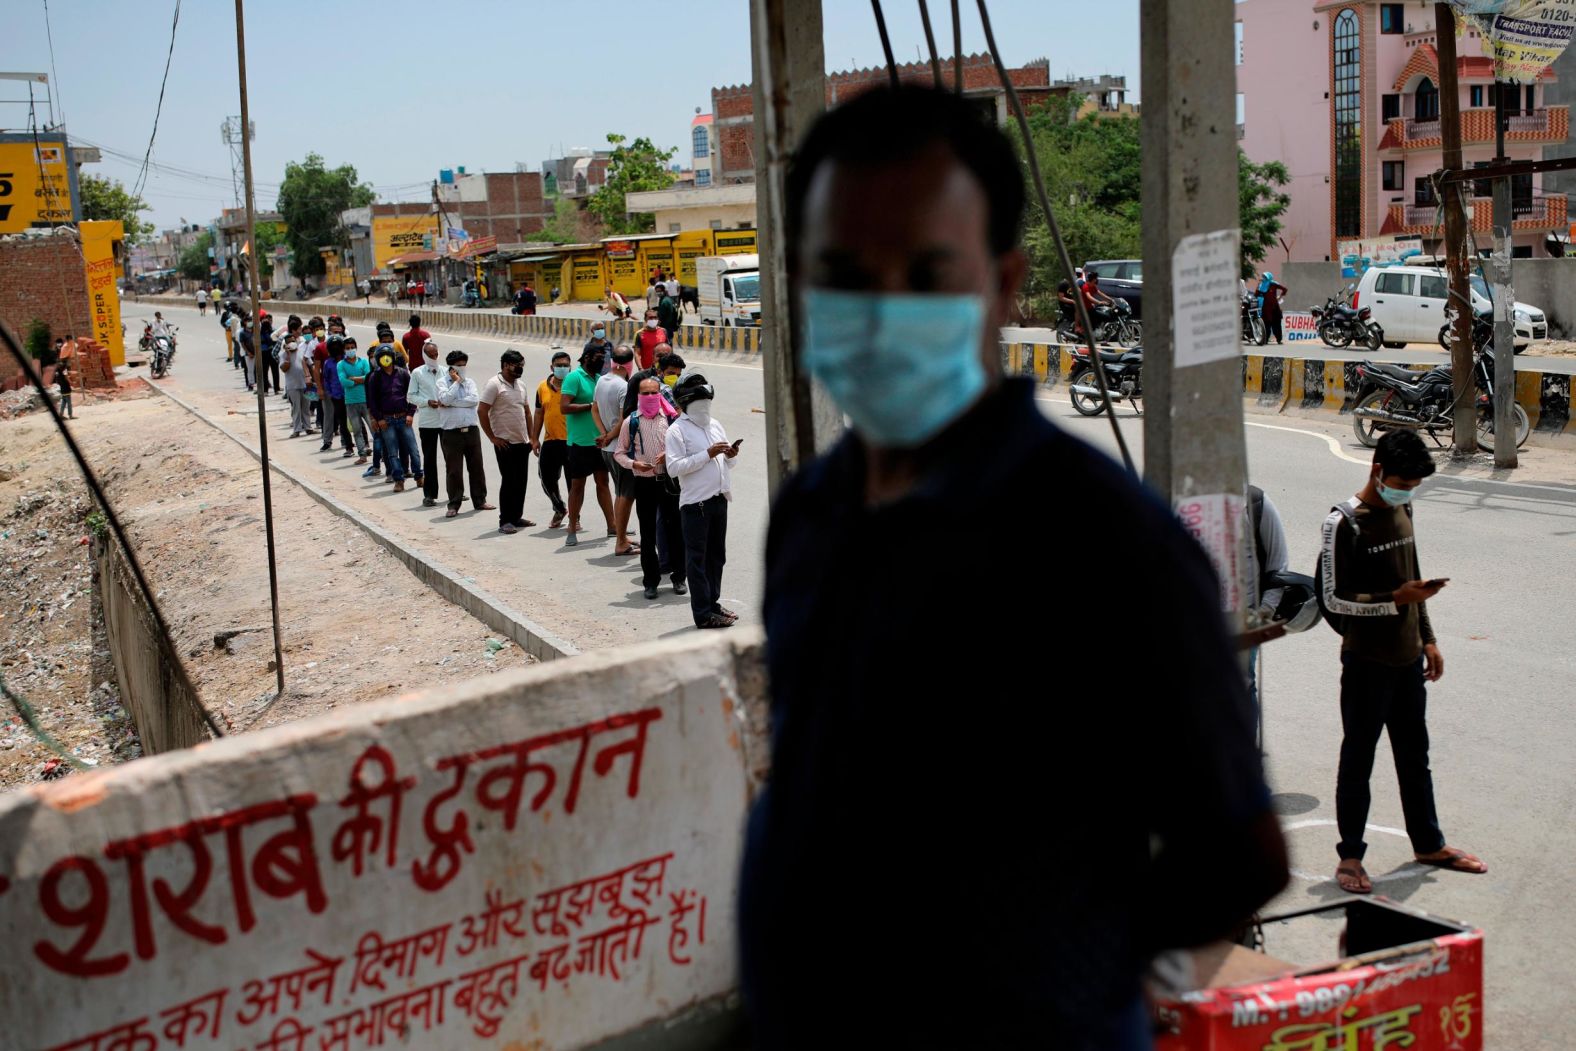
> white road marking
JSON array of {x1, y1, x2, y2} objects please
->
[
  {"x1": 1245, "y1": 421, "x2": 1370, "y2": 465},
  {"x1": 1280, "y1": 817, "x2": 1428, "y2": 885}
]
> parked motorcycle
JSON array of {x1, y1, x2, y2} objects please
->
[
  {"x1": 1057, "y1": 297, "x2": 1142, "y2": 348},
  {"x1": 139, "y1": 324, "x2": 178, "y2": 379},
  {"x1": 1067, "y1": 343, "x2": 1143, "y2": 416},
  {"x1": 1311, "y1": 287, "x2": 1381, "y2": 350},
  {"x1": 1435, "y1": 307, "x2": 1514, "y2": 355},
  {"x1": 1241, "y1": 294, "x2": 1267, "y2": 346},
  {"x1": 1351, "y1": 352, "x2": 1529, "y2": 452}
]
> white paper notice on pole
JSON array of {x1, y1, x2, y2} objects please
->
[
  {"x1": 1450, "y1": 0, "x2": 1576, "y2": 83},
  {"x1": 1171, "y1": 228, "x2": 1244, "y2": 369},
  {"x1": 1175, "y1": 492, "x2": 1248, "y2": 613}
]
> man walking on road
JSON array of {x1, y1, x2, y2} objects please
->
[
  {"x1": 1321, "y1": 429, "x2": 1487, "y2": 894},
  {"x1": 595, "y1": 346, "x2": 638, "y2": 556},
  {"x1": 337, "y1": 338, "x2": 374, "y2": 464},
  {"x1": 665, "y1": 373, "x2": 735, "y2": 628},
  {"x1": 436, "y1": 350, "x2": 494, "y2": 519},
  {"x1": 737, "y1": 87, "x2": 1288, "y2": 1050},
  {"x1": 369, "y1": 349, "x2": 421, "y2": 493},
  {"x1": 478, "y1": 349, "x2": 535, "y2": 534},
  {"x1": 532, "y1": 351, "x2": 572, "y2": 530},
  {"x1": 560, "y1": 344, "x2": 614, "y2": 547},
  {"x1": 408, "y1": 339, "x2": 447, "y2": 508}
]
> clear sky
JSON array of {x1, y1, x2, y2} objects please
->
[{"x1": 3, "y1": 0, "x2": 1139, "y2": 232}]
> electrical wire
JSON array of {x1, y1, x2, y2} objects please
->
[
  {"x1": 132, "y1": 0, "x2": 182, "y2": 202},
  {"x1": 870, "y1": 0, "x2": 901, "y2": 88},
  {"x1": 973, "y1": 0, "x2": 1135, "y2": 473},
  {"x1": 916, "y1": 0, "x2": 944, "y2": 89},
  {"x1": 0, "y1": 325, "x2": 228, "y2": 741},
  {"x1": 951, "y1": 0, "x2": 963, "y2": 94},
  {"x1": 42, "y1": 0, "x2": 65, "y2": 127}
]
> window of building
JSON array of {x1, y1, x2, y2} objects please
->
[
  {"x1": 1513, "y1": 173, "x2": 1534, "y2": 216},
  {"x1": 692, "y1": 125, "x2": 710, "y2": 165},
  {"x1": 1513, "y1": 245, "x2": 1534, "y2": 258},
  {"x1": 1382, "y1": 93, "x2": 1401, "y2": 122},
  {"x1": 1472, "y1": 161, "x2": 1492, "y2": 198},
  {"x1": 1380, "y1": 3, "x2": 1404, "y2": 33},
  {"x1": 1383, "y1": 161, "x2": 1404, "y2": 190},
  {"x1": 1415, "y1": 77, "x2": 1440, "y2": 120},
  {"x1": 695, "y1": 168, "x2": 711, "y2": 187},
  {"x1": 1526, "y1": 85, "x2": 1537, "y2": 113},
  {"x1": 1470, "y1": 85, "x2": 1484, "y2": 108},
  {"x1": 1333, "y1": 9, "x2": 1363, "y2": 238},
  {"x1": 709, "y1": 219, "x2": 723, "y2": 230},
  {"x1": 1236, "y1": 22, "x2": 1244, "y2": 65},
  {"x1": 1415, "y1": 176, "x2": 1437, "y2": 206}
]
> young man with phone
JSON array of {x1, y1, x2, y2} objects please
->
[
  {"x1": 1320, "y1": 428, "x2": 1486, "y2": 894},
  {"x1": 665, "y1": 373, "x2": 739, "y2": 629}
]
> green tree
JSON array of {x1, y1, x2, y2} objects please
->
[
  {"x1": 1239, "y1": 151, "x2": 1291, "y2": 278},
  {"x1": 251, "y1": 220, "x2": 284, "y2": 284},
  {"x1": 529, "y1": 197, "x2": 585, "y2": 244},
  {"x1": 77, "y1": 173, "x2": 154, "y2": 245},
  {"x1": 588, "y1": 133, "x2": 677, "y2": 235},
  {"x1": 177, "y1": 230, "x2": 215, "y2": 281},
  {"x1": 275, "y1": 153, "x2": 374, "y2": 279}
]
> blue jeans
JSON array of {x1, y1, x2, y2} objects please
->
[{"x1": 378, "y1": 417, "x2": 421, "y2": 483}]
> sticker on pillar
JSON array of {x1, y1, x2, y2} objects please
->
[
  {"x1": 1174, "y1": 492, "x2": 1249, "y2": 613},
  {"x1": 1171, "y1": 229, "x2": 1243, "y2": 369}
]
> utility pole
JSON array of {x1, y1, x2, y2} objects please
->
[
  {"x1": 1434, "y1": 3, "x2": 1477, "y2": 457},
  {"x1": 750, "y1": 0, "x2": 841, "y2": 493},
  {"x1": 233, "y1": 0, "x2": 286, "y2": 699},
  {"x1": 1489, "y1": 82, "x2": 1518, "y2": 468},
  {"x1": 1141, "y1": 0, "x2": 1254, "y2": 638}
]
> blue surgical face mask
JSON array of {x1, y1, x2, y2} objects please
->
[
  {"x1": 552, "y1": 365, "x2": 570, "y2": 380},
  {"x1": 1376, "y1": 480, "x2": 1415, "y2": 507},
  {"x1": 802, "y1": 288, "x2": 987, "y2": 448}
]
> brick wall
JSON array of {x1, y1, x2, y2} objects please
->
[
  {"x1": 449, "y1": 173, "x2": 551, "y2": 244},
  {"x1": 712, "y1": 55, "x2": 1051, "y2": 178},
  {"x1": 64, "y1": 336, "x2": 116, "y2": 389},
  {"x1": 0, "y1": 232, "x2": 95, "y2": 387}
]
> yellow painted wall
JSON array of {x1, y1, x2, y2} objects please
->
[
  {"x1": 673, "y1": 231, "x2": 712, "y2": 285},
  {"x1": 80, "y1": 220, "x2": 125, "y2": 366},
  {"x1": 570, "y1": 252, "x2": 604, "y2": 301},
  {"x1": 0, "y1": 140, "x2": 73, "y2": 232}
]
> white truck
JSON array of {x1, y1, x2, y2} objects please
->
[{"x1": 695, "y1": 253, "x2": 760, "y2": 327}]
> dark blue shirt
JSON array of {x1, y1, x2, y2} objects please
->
[{"x1": 739, "y1": 378, "x2": 1269, "y2": 1048}]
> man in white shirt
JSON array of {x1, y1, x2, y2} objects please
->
[
  {"x1": 665, "y1": 373, "x2": 739, "y2": 629},
  {"x1": 407, "y1": 339, "x2": 448, "y2": 508},
  {"x1": 594, "y1": 346, "x2": 638, "y2": 555},
  {"x1": 436, "y1": 350, "x2": 494, "y2": 519}
]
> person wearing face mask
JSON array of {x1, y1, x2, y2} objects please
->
[
  {"x1": 407, "y1": 339, "x2": 449, "y2": 508},
  {"x1": 634, "y1": 309, "x2": 668, "y2": 370},
  {"x1": 436, "y1": 350, "x2": 495, "y2": 519},
  {"x1": 1320, "y1": 428, "x2": 1483, "y2": 895},
  {"x1": 319, "y1": 322, "x2": 353, "y2": 456},
  {"x1": 739, "y1": 88, "x2": 1287, "y2": 1051},
  {"x1": 531, "y1": 351, "x2": 572, "y2": 529},
  {"x1": 595, "y1": 346, "x2": 639, "y2": 556},
  {"x1": 336, "y1": 338, "x2": 374, "y2": 463},
  {"x1": 615, "y1": 375, "x2": 687, "y2": 601},
  {"x1": 665, "y1": 373, "x2": 736, "y2": 629},
  {"x1": 478, "y1": 348, "x2": 535, "y2": 534},
  {"x1": 656, "y1": 350, "x2": 684, "y2": 403},
  {"x1": 559, "y1": 345, "x2": 616, "y2": 547},
  {"x1": 584, "y1": 324, "x2": 615, "y2": 376},
  {"x1": 369, "y1": 349, "x2": 421, "y2": 493}
]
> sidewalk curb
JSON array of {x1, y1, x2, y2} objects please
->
[{"x1": 145, "y1": 381, "x2": 580, "y2": 662}]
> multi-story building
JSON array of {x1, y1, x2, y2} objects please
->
[
  {"x1": 435, "y1": 170, "x2": 550, "y2": 245},
  {"x1": 1238, "y1": 0, "x2": 1567, "y2": 263},
  {"x1": 691, "y1": 112, "x2": 714, "y2": 188},
  {"x1": 541, "y1": 151, "x2": 612, "y2": 199}
]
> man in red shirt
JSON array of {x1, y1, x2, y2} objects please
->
[
  {"x1": 401, "y1": 314, "x2": 431, "y2": 365},
  {"x1": 633, "y1": 308, "x2": 668, "y2": 370}
]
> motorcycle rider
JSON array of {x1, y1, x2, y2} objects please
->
[
  {"x1": 1080, "y1": 270, "x2": 1117, "y2": 335},
  {"x1": 1055, "y1": 278, "x2": 1082, "y2": 337}
]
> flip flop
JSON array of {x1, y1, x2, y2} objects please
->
[
  {"x1": 1335, "y1": 860, "x2": 1372, "y2": 895},
  {"x1": 615, "y1": 543, "x2": 641, "y2": 556},
  {"x1": 445, "y1": 509, "x2": 458, "y2": 518},
  {"x1": 1414, "y1": 847, "x2": 1488, "y2": 875}
]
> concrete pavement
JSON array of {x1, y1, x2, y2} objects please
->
[{"x1": 125, "y1": 301, "x2": 1576, "y2": 1048}]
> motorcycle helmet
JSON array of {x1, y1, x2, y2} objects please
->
[
  {"x1": 672, "y1": 373, "x2": 715, "y2": 409},
  {"x1": 1263, "y1": 570, "x2": 1319, "y2": 634}
]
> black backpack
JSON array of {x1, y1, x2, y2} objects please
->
[{"x1": 1313, "y1": 499, "x2": 1412, "y2": 635}]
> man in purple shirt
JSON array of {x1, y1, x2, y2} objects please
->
[{"x1": 369, "y1": 349, "x2": 423, "y2": 492}]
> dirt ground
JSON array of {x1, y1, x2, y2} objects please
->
[{"x1": 0, "y1": 390, "x2": 531, "y2": 791}]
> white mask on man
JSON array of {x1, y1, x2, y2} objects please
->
[{"x1": 686, "y1": 399, "x2": 712, "y2": 427}]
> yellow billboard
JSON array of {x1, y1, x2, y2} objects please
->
[
  {"x1": 80, "y1": 220, "x2": 124, "y2": 366},
  {"x1": 0, "y1": 140, "x2": 74, "y2": 233},
  {"x1": 713, "y1": 229, "x2": 758, "y2": 256},
  {"x1": 371, "y1": 213, "x2": 439, "y2": 270}
]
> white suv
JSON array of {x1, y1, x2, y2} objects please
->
[{"x1": 1353, "y1": 265, "x2": 1546, "y2": 351}]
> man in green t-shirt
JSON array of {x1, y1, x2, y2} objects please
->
[{"x1": 559, "y1": 344, "x2": 615, "y2": 547}]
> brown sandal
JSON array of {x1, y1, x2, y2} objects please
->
[
  {"x1": 1335, "y1": 860, "x2": 1372, "y2": 895},
  {"x1": 1414, "y1": 847, "x2": 1488, "y2": 875}
]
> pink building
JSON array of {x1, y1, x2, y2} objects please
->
[{"x1": 1237, "y1": 0, "x2": 1566, "y2": 263}]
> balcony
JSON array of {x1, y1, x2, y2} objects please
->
[
  {"x1": 1384, "y1": 194, "x2": 1568, "y2": 235},
  {"x1": 1379, "y1": 106, "x2": 1569, "y2": 151}
]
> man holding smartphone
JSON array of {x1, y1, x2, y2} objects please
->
[
  {"x1": 1320, "y1": 429, "x2": 1486, "y2": 894},
  {"x1": 665, "y1": 373, "x2": 738, "y2": 629}
]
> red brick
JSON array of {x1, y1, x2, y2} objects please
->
[{"x1": 0, "y1": 232, "x2": 96, "y2": 388}]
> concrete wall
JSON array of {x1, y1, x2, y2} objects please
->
[
  {"x1": 93, "y1": 535, "x2": 209, "y2": 755},
  {"x1": 1274, "y1": 262, "x2": 1347, "y2": 309},
  {"x1": 1500, "y1": 258, "x2": 1576, "y2": 339},
  {"x1": 0, "y1": 632, "x2": 770, "y2": 1051}
]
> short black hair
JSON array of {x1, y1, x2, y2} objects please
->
[
  {"x1": 500, "y1": 348, "x2": 524, "y2": 367},
  {"x1": 446, "y1": 350, "x2": 468, "y2": 366},
  {"x1": 658, "y1": 351, "x2": 685, "y2": 372},
  {"x1": 551, "y1": 350, "x2": 571, "y2": 365},
  {"x1": 1374, "y1": 430, "x2": 1436, "y2": 480},
  {"x1": 581, "y1": 345, "x2": 605, "y2": 364},
  {"x1": 787, "y1": 85, "x2": 1025, "y2": 258},
  {"x1": 409, "y1": 314, "x2": 422, "y2": 327},
  {"x1": 342, "y1": 337, "x2": 358, "y2": 349}
]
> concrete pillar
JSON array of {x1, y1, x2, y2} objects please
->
[
  {"x1": 1140, "y1": 0, "x2": 1254, "y2": 629},
  {"x1": 750, "y1": 0, "x2": 841, "y2": 494}
]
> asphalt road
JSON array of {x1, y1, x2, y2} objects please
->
[{"x1": 127, "y1": 302, "x2": 1576, "y2": 1049}]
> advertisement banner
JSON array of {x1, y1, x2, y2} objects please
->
[
  {"x1": 1449, "y1": 0, "x2": 1576, "y2": 82},
  {"x1": 0, "y1": 139, "x2": 74, "y2": 233},
  {"x1": 80, "y1": 220, "x2": 125, "y2": 366},
  {"x1": 371, "y1": 214, "x2": 440, "y2": 268},
  {"x1": 604, "y1": 240, "x2": 635, "y2": 259}
]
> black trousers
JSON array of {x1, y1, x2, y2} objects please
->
[
  {"x1": 331, "y1": 397, "x2": 352, "y2": 449},
  {"x1": 633, "y1": 476, "x2": 686, "y2": 589},
  {"x1": 1335, "y1": 654, "x2": 1446, "y2": 861},
  {"x1": 441, "y1": 427, "x2": 487, "y2": 510},
  {"x1": 267, "y1": 355, "x2": 282, "y2": 393},
  {"x1": 538, "y1": 439, "x2": 568, "y2": 517},
  {"x1": 680, "y1": 494, "x2": 727, "y2": 624},
  {"x1": 494, "y1": 441, "x2": 531, "y2": 527},
  {"x1": 419, "y1": 426, "x2": 441, "y2": 499}
]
